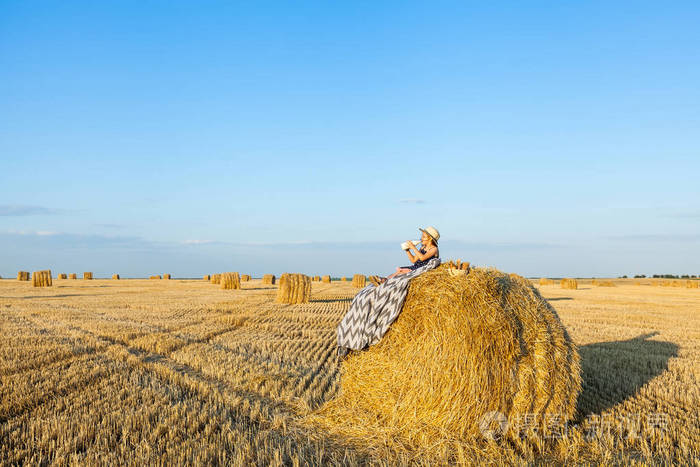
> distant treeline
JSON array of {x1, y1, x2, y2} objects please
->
[{"x1": 619, "y1": 274, "x2": 699, "y2": 279}]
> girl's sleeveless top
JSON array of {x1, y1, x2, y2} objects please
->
[{"x1": 406, "y1": 248, "x2": 439, "y2": 270}]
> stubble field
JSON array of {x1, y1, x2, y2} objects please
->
[{"x1": 1, "y1": 276, "x2": 698, "y2": 465}]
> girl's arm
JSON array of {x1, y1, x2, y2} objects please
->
[
  {"x1": 405, "y1": 248, "x2": 417, "y2": 263},
  {"x1": 406, "y1": 244, "x2": 438, "y2": 262}
]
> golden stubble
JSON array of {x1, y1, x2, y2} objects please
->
[{"x1": 0, "y1": 273, "x2": 698, "y2": 465}]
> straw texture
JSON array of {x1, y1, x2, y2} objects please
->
[
  {"x1": 352, "y1": 274, "x2": 366, "y2": 288},
  {"x1": 276, "y1": 273, "x2": 311, "y2": 304},
  {"x1": 31, "y1": 270, "x2": 52, "y2": 287},
  {"x1": 221, "y1": 272, "x2": 241, "y2": 290},
  {"x1": 262, "y1": 274, "x2": 276, "y2": 285}
]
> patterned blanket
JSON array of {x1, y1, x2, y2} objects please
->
[{"x1": 337, "y1": 258, "x2": 441, "y2": 352}]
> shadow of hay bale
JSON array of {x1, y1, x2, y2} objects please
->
[{"x1": 576, "y1": 332, "x2": 678, "y2": 417}]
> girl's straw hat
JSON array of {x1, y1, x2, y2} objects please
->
[{"x1": 419, "y1": 226, "x2": 440, "y2": 244}]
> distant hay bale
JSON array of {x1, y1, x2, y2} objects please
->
[
  {"x1": 83, "y1": 272, "x2": 93, "y2": 280},
  {"x1": 163, "y1": 274, "x2": 171, "y2": 280},
  {"x1": 112, "y1": 274, "x2": 120, "y2": 280},
  {"x1": 321, "y1": 275, "x2": 331, "y2": 283},
  {"x1": 313, "y1": 265, "x2": 581, "y2": 448},
  {"x1": 539, "y1": 278, "x2": 554, "y2": 286},
  {"x1": 262, "y1": 274, "x2": 276, "y2": 285},
  {"x1": 17, "y1": 271, "x2": 30, "y2": 281},
  {"x1": 58, "y1": 273, "x2": 67, "y2": 279},
  {"x1": 221, "y1": 272, "x2": 241, "y2": 290},
  {"x1": 203, "y1": 275, "x2": 210, "y2": 281},
  {"x1": 32, "y1": 270, "x2": 52, "y2": 287},
  {"x1": 241, "y1": 274, "x2": 251, "y2": 282},
  {"x1": 561, "y1": 278, "x2": 578, "y2": 289},
  {"x1": 69, "y1": 273, "x2": 77, "y2": 280},
  {"x1": 340, "y1": 276, "x2": 347, "y2": 282},
  {"x1": 687, "y1": 280, "x2": 699, "y2": 289},
  {"x1": 352, "y1": 274, "x2": 366, "y2": 288},
  {"x1": 211, "y1": 274, "x2": 221, "y2": 284},
  {"x1": 149, "y1": 275, "x2": 162, "y2": 280},
  {"x1": 313, "y1": 275, "x2": 320, "y2": 282},
  {"x1": 276, "y1": 273, "x2": 311, "y2": 304}
]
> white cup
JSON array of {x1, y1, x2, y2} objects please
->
[{"x1": 401, "y1": 240, "x2": 420, "y2": 250}]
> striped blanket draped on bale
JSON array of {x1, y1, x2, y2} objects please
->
[{"x1": 337, "y1": 258, "x2": 441, "y2": 351}]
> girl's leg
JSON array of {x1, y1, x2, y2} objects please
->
[{"x1": 387, "y1": 267, "x2": 411, "y2": 279}]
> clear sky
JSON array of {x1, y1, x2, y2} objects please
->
[{"x1": 1, "y1": 1, "x2": 699, "y2": 278}]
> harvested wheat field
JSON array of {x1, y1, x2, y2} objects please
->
[{"x1": 1, "y1": 274, "x2": 699, "y2": 465}]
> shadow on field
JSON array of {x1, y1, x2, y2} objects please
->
[
  {"x1": 547, "y1": 297, "x2": 573, "y2": 301},
  {"x1": 8, "y1": 294, "x2": 93, "y2": 299},
  {"x1": 311, "y1": 298, "x2": 353, "y2": 304},
  {"x1": 576, "y1": 332, "x2": 678, "y2": 417}
]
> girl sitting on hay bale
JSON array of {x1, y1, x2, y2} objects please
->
[
  {"x1": 371, "y1": 226, "x2": 440, "y2": 285},
  {"x1": 338, "y1": 227, "x2": 442, "y2": 360}
]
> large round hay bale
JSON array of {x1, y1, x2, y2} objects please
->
[
  {"x1": 314, "y1": 265, "x2": 581, "y2": 448},
  {"x1": 32, "y1": 270, "x2": 52, "y2": 287},
  {"x1": 276, "y1": 273, "x2": 311, "y2": 304},
  {"x1": 351, "y1": 274, "x2": 366, "y2": 288},
  {"x1": 221, "y1": 272, "x2": 241, "y2": 290}
]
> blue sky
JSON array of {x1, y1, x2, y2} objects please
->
[{"x1": 1, "y1": 1, "x2": 699, "y2": 278}]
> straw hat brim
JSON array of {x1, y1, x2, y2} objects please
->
[{"x1": 419, "y1": 228, "x2": 439, "y2": 244}]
